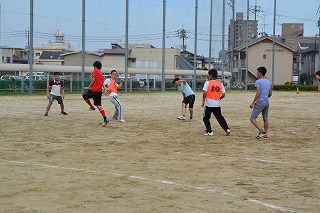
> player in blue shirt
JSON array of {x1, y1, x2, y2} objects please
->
[
  {"x1": 250, "y1": 67, "x2": 272, "y2": 140},
  {"x1": 173, "y1": 78, "x2": 195, "y2": 121}
]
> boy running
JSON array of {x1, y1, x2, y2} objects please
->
[
  {"x1": 104, "y1": 70, "x2": 125, "y2": 122},
  {"x1": 202, "y1": 69, "x2": 231, "y2": 136},
  {"x1": 82, "y1": 61, "x2": 109, "y2": 126},
  {"x1": 250, "y1": 66, "x2": 272, "y2": 140},
  {"x1": 44, "y1": 72, "x2": 68, "y2": 116},
  {"x1": 173, "y1": 78, "x2": 195, "y2": 121}
]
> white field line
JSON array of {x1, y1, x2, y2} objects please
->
[
  {"x1": 0, "y1": 158, "x2": 296, "y2": 212},
  {"x1": 174, "y1": 152, "x2": 300, "y2": 165},
  {"x1": 0, "y1": 107, "x2": 85, "y2": 115}
]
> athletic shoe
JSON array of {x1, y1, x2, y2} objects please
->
[
  {"x1": 88, "y1": 107, "x2": 95, "y2": 111},
  {"x1": 187, "y1": 117, "x2": 193, "y2": 122},
  {"x1": 204, "y1": 132, "x2": 213, "y2": 136},
  {"x1": 102, "y1": 118, "x2": 109, "y2": 126},
  {"x1": 255, "y1": 133, "x2": 263, "y2": 139},
  {"x1": 263, "y1": 133, "x2": 269, "y2": 140},
  {"x1": 226, "y1": 129, "x2": 231, "y2": 136},
  {"x1": 118, "y1": 119, "x2": 126, "y2": 123},
  {"x1": 177, "y1": 115, "x2": 186, "y2": 120},
  {"x1": 44, "y1": 112, "x2": 48, "y2": 116},
  {"x1": 61, "y1": 111, "x2": 68, "y2": 115}
]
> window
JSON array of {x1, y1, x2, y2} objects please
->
[
  {"x1": 2, "y1": 56, "x2": 4, "y2": 63},
  {"x1": 263, "y1": 54, "x2": 266, "y2": 59},
  {"x1": 36, "y1": 53, "x2": 40, "y2": 56},
  {"x1": 6, "y1": 57, "x2": 11, "y2": 63},
  {"x1": 136, "y1": 60, "x2": 157, "y2": 69}
]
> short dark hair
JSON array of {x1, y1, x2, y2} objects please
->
[
  {"x1": 53, "y1": 72, "x2": 60, "y2": 76},
  {"x1": 173, "y1": 77, "x2": 180, "y2": 84},
  {"x1": 110, "y1": 70, "x2": 117, "y2": 74},
  {"x1": 315, "y1": 70, "x2": 320, "y2": 76},
  {"x1": 208, "y1": 69, "x2": 218, "y2": 79},
  {"x1": 257, "y1": 66, "x2": 267, "y2": 76},
  {"x1": 93, "y1": 61, "x2": 102, "y2": 69}
]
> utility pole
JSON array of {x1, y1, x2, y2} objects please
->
[
  {"x1": 208, "y1": 0, "x2": 213, "y2": 70},
  {"x1": 0, "y1": 4, "x2": 1, "y2": 48},
  {"x1": 193, "y1": 0, "x2": 198, "y2": 92},
  {"x1": 81, "y1": 0, "x2": 85, "y2": 94},
  {"x1": 271, "y1": 0, "x2": 276, "y2": 88},
  {"x1": 29, "y1": 0, "x2": 34, "y2": 93},
  {"x1": 250, "y1": 0, "x2": 262, "y2": 39},
  {"x1": 245, "y1": 0, "x2": 249, "y2": 90},
  {"x1": 177, "y1": 28, "x2": 187, "y2": 56},
  {"x1": 221, "y1": 0, "x2": 226, "y2": 85},
  {"x1": 317, "y1": 6, "x2": 320, "y2": 71},
  {"x1": 161, "y1": 0, "x2": 166, "y2": 92},
  {"x1": 228, "y1": 0, "x2": 235, "y2": 83},
  {"x1": 125, "y1": 0, "x2": 129, "y2": 92}
]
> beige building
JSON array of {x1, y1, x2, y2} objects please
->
[
  {"x1": 63, "y1": 52, "x2": 103, "y2": 67},
  {"x1": 233, "y1": 36, "x2": 295, "y2": 85},
  {"x1": 101, "y1": 47, "x2": 180, "y2": 70}
]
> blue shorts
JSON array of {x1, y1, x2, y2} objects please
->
[{"x1": 250, "y1": 99, "x2": 269, "y2": 121}]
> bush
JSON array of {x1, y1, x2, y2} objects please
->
[{"x1": 273, "y1": 85, "x2": 317, "y2": 91}]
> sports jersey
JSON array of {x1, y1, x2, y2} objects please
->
[
  {"x1": 178, "y1": 82, "x2": 194, "y2": 97},
  {"x1": 91, "y1": 68, "x2": 104, "y2": 92},
  {"x1": 255, "y1": 78, "x2": 272, "y2": 101},
  {"x1": 104, "y1": 78, "x2": 119, "y2": 96},
  {"x1": 49, "y1": 80, "x2": 64, "y2": 96},
  {"x1": 203, "y1": 80, "x2": 225, "y2": 107}
]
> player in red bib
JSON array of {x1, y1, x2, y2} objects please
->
[{"x1": 82, "y1": 61, "x2": 109, "y2": 126}]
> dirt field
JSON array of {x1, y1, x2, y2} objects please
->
[{"x1": 0, "y1": 91, "x2": 319, "y2": 213}]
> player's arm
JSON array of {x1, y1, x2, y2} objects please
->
[
  {"x1": 250, "y1": 86, "x2": 260, "y2": 108},
  {"x1": 103, "y1": 83, "x2": 108, "y2": 95},
  {"x1": 46, "y1": 85, "x2": 51, "y2": 99},
  {"x1": 220, "y1": 92, "x2": 225, "y2": 100},
  {"x1": 179, "y1": 79, "x2": 187, "y2": 83},
  {"x1": 88, "y1": 77, "x2": 95, "y2": 90},
  {"x1": 61, "y1": 85, "x2": 65, "y2": 99},
  {"x1": 118, "y1": 79, "x2": 124, "y2": 89},
  {"x1": 201, "y1": 91, "x2": 207, "y2": 108},
  {"x1": 268, "y1": 87, "x2": 272, "y2": 98}
]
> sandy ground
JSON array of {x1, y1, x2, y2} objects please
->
[{"x1": 0, "y1": 91, "x2": 319, "y2": 213}]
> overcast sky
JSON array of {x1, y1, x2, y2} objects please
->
[{"x1": 0, "y1": 0, "x2": 319, "y2": 57}]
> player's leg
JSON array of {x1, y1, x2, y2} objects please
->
[
  {"x1": 110, "y1": 95, "x2": 124, "y2": 122},
  {"x1": 82, "y1": 90, "x2": 95, "y2": 110},
  {"x1": 250, "y1": 100, "x2": 265, "y2": 138},
  {"x1": 177, "y1": 98, "x2": 187, "y2": 120},
  {"x1": 44, "y1": 95, "x2": 54, "y2": 116},
  {"x1": 188, "y1": 95, "x2": 195, "y2": 121},
  {"x1": 57, "y1": 96, "x2": 67, "y2": 115},
  {"x1": 94, "y1": 92, "x2": 108, "y2": 126},
  {"x1": 212, "y1": 107, "x2": 230, "y2": 132},
  {"x1": 203, "y1": 106, "x2": 213, "y2": 135},
  {"x1": 261, "y1": 100, "x2": 269, "y2": 139}
]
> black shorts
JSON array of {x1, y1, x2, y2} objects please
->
[
  {"x1": 49, "y1": 94, "x2": 63, "y2": 105},
  {"x1": 182, "y1": 94, "x2": 195, "y2": 108},
  {"x1": 82, "y1": 90, "x2": 102, "y2": 106}
]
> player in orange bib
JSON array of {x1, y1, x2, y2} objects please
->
[
  {"x1": 201, "y1": 69, "x2": 231, "y2": 136},
  {"x1": 104, "y1": 70, "x2": 125, "y2": 122}
]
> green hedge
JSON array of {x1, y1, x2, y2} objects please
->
[
  {"x1": 273, "y1": 85, "x2": 317, "y2": 91},
  {"x1": 241, "y1": 83, "x2": 317, "y2": 91}
]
